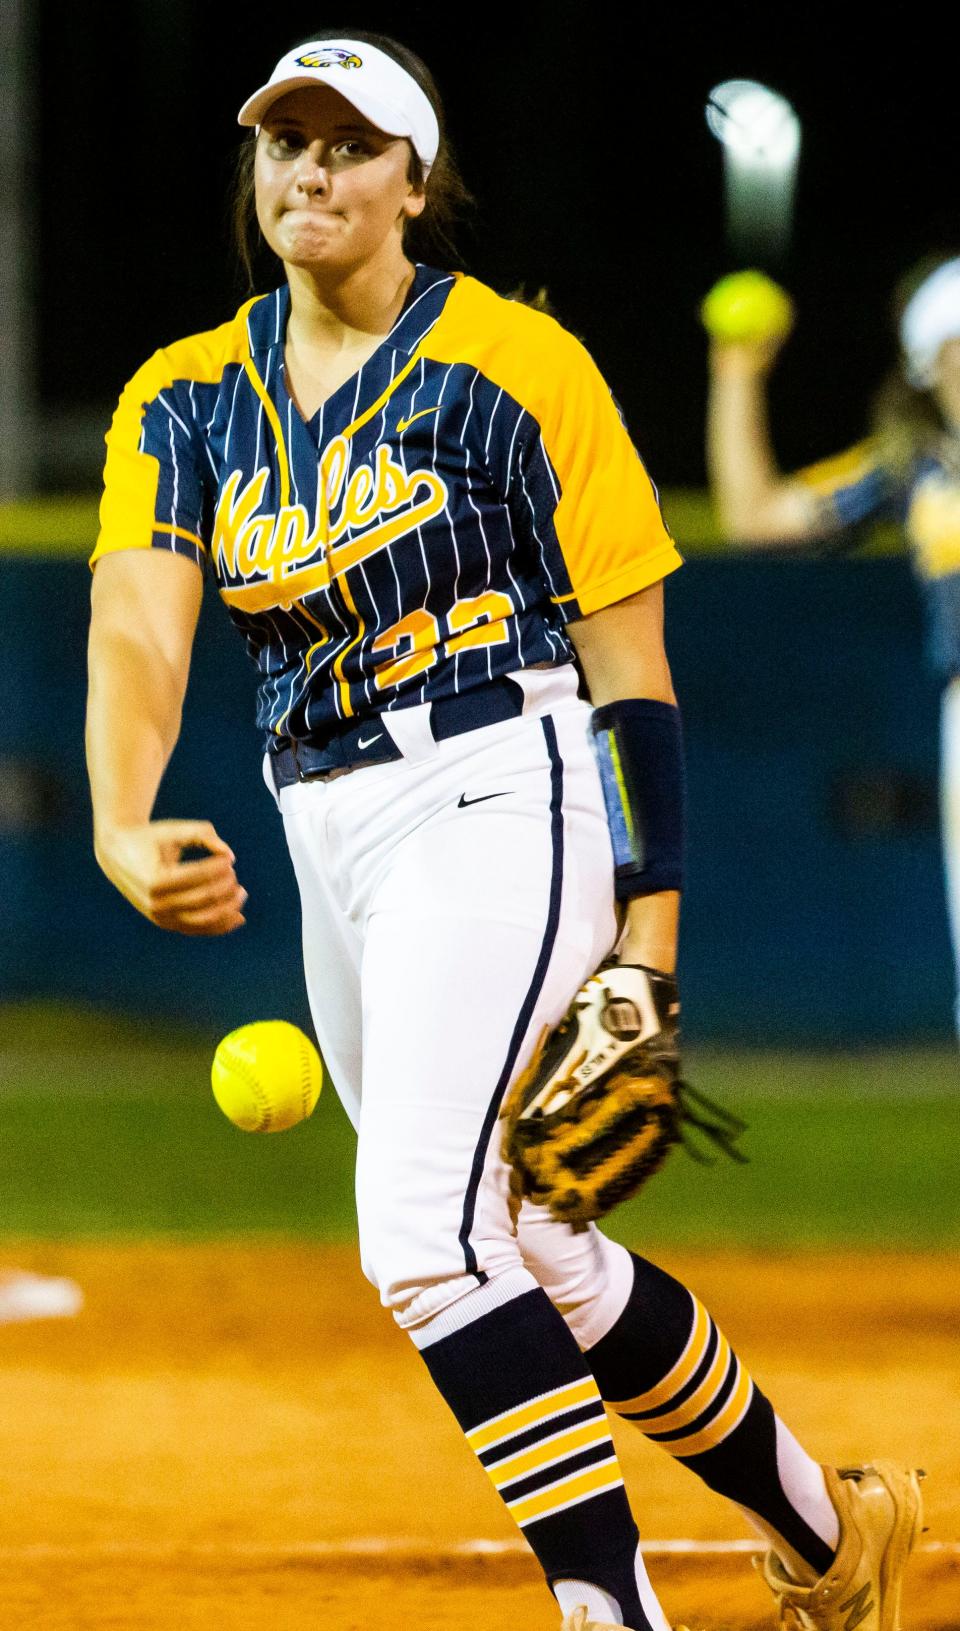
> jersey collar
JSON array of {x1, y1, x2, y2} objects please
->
[{"x1": 246, "y1": 264, "x2": 457, "y2": 360}]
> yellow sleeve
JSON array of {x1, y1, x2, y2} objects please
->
[
  {"x1": 420, "y1": 278, "x2": 682, "y2": 620},
  {"x1": 92, "y1": 349, "x2": 209, "y2": 570},
  {"x1": 524, "y1": 320, "x2": 682, "y2": 616},
  {"x1": 91, "y1": 305, "x2": 256, "y2": 570},
  {"x1": 791, "y1": 438, "x2": 895, "y2": 531}
]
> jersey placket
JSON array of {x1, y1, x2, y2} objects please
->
[{"x1": 236, "y1": 271, "x2": 455, "y2": 729}]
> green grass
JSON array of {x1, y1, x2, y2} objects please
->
[{"x1": 0, "y1": 1004, "x2": 956, "y2": 1246}]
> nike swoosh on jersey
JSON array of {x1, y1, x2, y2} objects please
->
[
  {"x1": 358, "y1": 732, "x2": 384, "y2": 748},
  {"x1": 457, "y1": 791, "x2": 510, "y2": 808},
  {"x1": 396, "y1": 405, "x2": 441, "y2": 433}
]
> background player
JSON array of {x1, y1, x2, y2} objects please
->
[
  {"x1": 85, "y1": 30, "x2": 922, "y2": 1631},
  {"x1": 706, "y1": 255, "x2": 960, "y2": 1039}
]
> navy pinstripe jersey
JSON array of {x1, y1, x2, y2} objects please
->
[
  {"x1": 94, "y1": 264, "x2": 682, "y2": 744},
  {"x1": 797, "y1": 438, "x2": 960, "y2": 679}
]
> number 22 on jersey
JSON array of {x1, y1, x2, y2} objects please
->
[{"x1": 371, "y1": 591, "x2": 515, "y2": 689}]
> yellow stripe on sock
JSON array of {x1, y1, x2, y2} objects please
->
[
  {"x1": 508, "y1": 1458, "x2": 623, "y2": 1527},
  {"x1": 606, "y1": 1297, "x2": 710, "y2": 1416},
  {"x1": 467, "y1": 1378, "x2": 599, "y2": 1454},
  {"x1": 487, "y1": 1418, "x2": 612, "y2": 1488},
  {"x1": 653, "y1": 1363, "x2": 754, "y2": 1458},
  {"x1": 632, "y1": 1330, "x2": 732, "y2": 1435}
]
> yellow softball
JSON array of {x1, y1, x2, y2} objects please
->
[
  {"x1": 211, "y1": 1020, "x2": 323, "y2": 1133},
  {"x1": 700, "y1": 270, "x2": 794, "y2": 343}
]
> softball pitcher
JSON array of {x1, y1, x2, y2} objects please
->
[{"x1": 86, "y1": 30, "x2": 922, "y2": 1631}]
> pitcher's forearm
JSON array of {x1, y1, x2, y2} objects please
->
[
  {"x1": 86, "y1": 550, "x2": 202, "y2": 842},
  {"x1": 85, "y1": 626, "x2": 244, "y2": 936},
  {"x1": 86, "y1": 629, "x2": 186, "y2": 839}
]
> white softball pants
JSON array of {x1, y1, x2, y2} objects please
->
[{"x1": 266, "y1": 668, "x2": 635, "y2": 1343}]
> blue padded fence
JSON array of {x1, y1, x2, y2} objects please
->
[{"x1": 0, "y1": 556, "x2": 952, "y2": 1041}]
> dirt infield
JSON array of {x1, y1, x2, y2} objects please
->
[{"x1": 0, "y1": 1244, "x2": 956, "y2": 1629}]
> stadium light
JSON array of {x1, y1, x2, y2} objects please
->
[{"x1": 706, "y1": 78, "x2": 801, "y2": 264}]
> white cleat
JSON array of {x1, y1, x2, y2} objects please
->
[{"x1": 0, "y1": 1270, "x2": 84, "y2": 1325}]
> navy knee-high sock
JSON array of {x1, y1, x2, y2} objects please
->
[
  {"x1": 417, "y1": 1283, "x2": 664, "y2": 1628},
  {"x1": 586, "y1": 1253, "x2": 836, "y2": 1578}
]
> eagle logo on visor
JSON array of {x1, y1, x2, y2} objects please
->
[{"x1": 295, "y1": 49, "x2": 363, "y2": 70}]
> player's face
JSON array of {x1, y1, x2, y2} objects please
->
[
  {"x1": 255, "y1": 86, "x2": 426, "y2": 274},
  {"x1": 933, "y1": 337, "x2": 960, "y2": 429}
]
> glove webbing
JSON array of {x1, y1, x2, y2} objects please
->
[{"x1": 674, "y1": 1079, "x2": 749, "y2": 1165}]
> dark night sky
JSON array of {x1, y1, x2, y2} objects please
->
[{"x1": 36, "y1": 1, "x2": 958, "y2": 486}]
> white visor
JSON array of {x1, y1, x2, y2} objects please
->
[
  {"x1": 237, "y1": 38, "x2": 440, "y2": 173},
  {"x1": 900, "y1": 257, "x2": 960, "y2": 388}
]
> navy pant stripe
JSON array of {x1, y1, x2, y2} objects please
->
[{"x1": 458, "y1": 715, "x2": 566, "y2": 1278}]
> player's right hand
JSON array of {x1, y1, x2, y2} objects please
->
[
  {"x1": 701, "y1": 270, "x2": 794, "y2": 378},
  {"x1": 707, "y1": 334, "x2": 786, "y2": 380},
  {"x1": 94, "y1": 819, "x2": 247, "y2": 936}
]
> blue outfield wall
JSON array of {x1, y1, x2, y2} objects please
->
[{"x1": 0, "y1": 556, "x2": 953, "y2": 1042}]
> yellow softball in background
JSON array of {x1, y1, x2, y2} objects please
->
[
  {"x1": 700, "y1": 270, "x2": 794, "y2": 343},
  {"x1": 211, "y1": 1021, "x2": 323, "y2": 1133}
]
